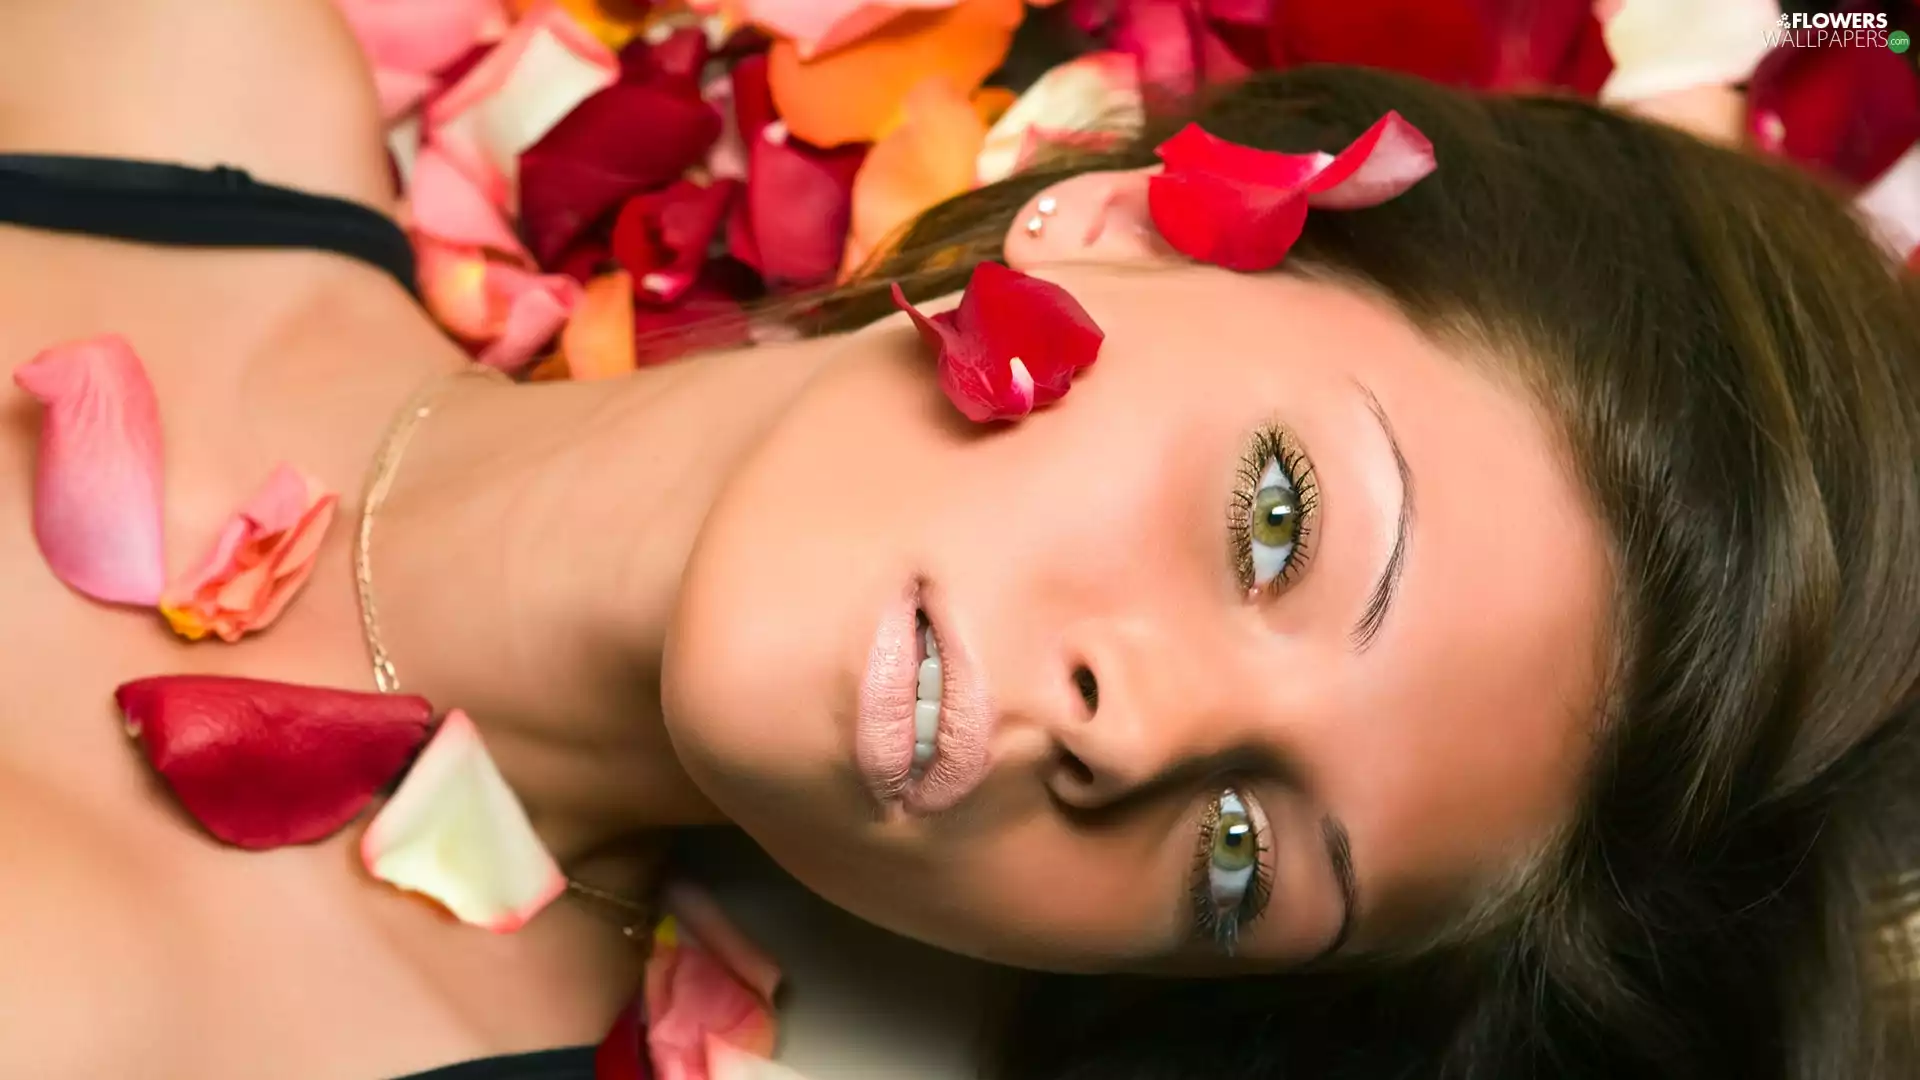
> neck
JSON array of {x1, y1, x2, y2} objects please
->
[{"x1": 362, "y1": 339, "x2": 841, "y2": 867}]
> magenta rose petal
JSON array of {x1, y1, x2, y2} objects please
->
[
  {"x1": 115, "y1": 675, "x2": 436, "y2": 851},
  {"x1": 518, "y1": 83, "x2": 724, "y2": 266},
  {"x1": 890, "y1": 262, "x2": 1105, "y2": 423},
  {"x1": 1305, "y1": 110, "x2": 1437, "y2": 209}
]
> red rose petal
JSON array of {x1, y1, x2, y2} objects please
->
[
  {"x1": 1266, "y1": 0, "x2": 1608, "y2": 93},
  {"x1": 738, "y1": 126, "x2": 867, "y2": 288},
  {"x1": 1748, "y1": 33, "x2": 1920, "y2": 187},
  {"x1": 115, "y1": 675, "x2": 435, "y2": 851},
  {"x1": 1148, "y1": 116, "x2": 1433, "y2": 270},
  {"x1": 1304, "y1": 110, "x2": 1437, "y2": 209},
  {"x1": 634, "y1": 276, "x2": 755, "y2": 366},
  {"x1": 611, "y1": 178, "x2": 742, "y2": 306},
  {"x1": 620, "y1": 26, "x2": 712, "y2": 99},
  {"x1": 519, "y1": 83, "x2": 724, "y2": 266},
  {"x1": 890, "y1": 262, "x2": 1105, "y2": 423},
  {"x1": 595, "y1": 993, "x2": 654, "y2": 1080}
]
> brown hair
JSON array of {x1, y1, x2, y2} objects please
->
[{"x1": 821, "y1": 65, "x2": 1920, "y2": 1078}]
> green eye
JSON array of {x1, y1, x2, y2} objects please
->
[
  {"x1": 1251, "y1": 485, "x2": 1300, "y2": 550},
  {"x1": 1193, "y1": 789, "x2": 1269, "y2": 954},
  {"x1": 1212, "y1": 807, "x2": 1256, "y2": 871}
]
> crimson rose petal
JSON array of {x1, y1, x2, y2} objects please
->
[
  {"x1": 116, "y1": 675, "x2": 435, "y2": 851},
  {"x1": 1148, "y1": 114, "x2": 1433, "y2": 271},
  {"x1": 611, "y1": 178, "x2": 741, "y2": 306},
  {"x1": 1748, "y1": 33, "x2": 1920, "y2": 188},
  {"x1": 890, "y1": 262, "x2": 1105, "y2": 424},
  {"x1": 518, "y1": 83, "x2": 723, "y2": 267},
  {"x1": 1266, "y1": 0, "x2": 1609, "y2": 94}
]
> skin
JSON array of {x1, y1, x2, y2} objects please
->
[{"x1": 0, "y1": 0, "x2": 1609, "y2": 1075}]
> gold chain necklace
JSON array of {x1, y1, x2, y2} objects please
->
[{"x1": 354, "y1": 365, "x2": 654, "y2": 940}]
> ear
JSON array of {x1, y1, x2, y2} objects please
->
[{"x1": 1002, "y1": 167, "x2": 1176, "y2": 271}]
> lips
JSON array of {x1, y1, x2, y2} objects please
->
[{"x1": 855, "y1": 580, "x2": 993, "y2": 815}]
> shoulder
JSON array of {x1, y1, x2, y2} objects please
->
[{"x1": 0, "y1": 764, "x2": 188, "y2": 1076}]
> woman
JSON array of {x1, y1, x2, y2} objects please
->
[{"x1": 1, "y1": 1, "x2": 1917, "y2": 1078}]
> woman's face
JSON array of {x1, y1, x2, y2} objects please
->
[{"x1": 663, "y1": 174, "x2": 1611, "y2": 972}]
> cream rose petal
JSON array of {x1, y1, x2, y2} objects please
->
[
  {"x1": 427, "y1": 1, "x2": 620, "y2": 192},
  {"x1": 360, "y1": 710, "x2": 566, "y2": 933},
  {"x1": 1857, "y1": 141, "x2": 1920, "y2": 266},
  {"x1": 976, "y1": 51, "x2": 1142, "y2": 185},
  {"x1": 1599, "y1": 0, "x2": 1780, "y2": 105},
  {"x1": 708, "y1": 1042, "x2": 813, "y2": 1080}
]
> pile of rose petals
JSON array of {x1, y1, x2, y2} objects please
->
[{"x1": 351, "y1": 0, "x2": 1917, "y2": 382}]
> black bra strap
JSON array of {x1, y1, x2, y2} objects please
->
[{"x1": 0, "y1": 154, "x2": 417, "y2": 296}]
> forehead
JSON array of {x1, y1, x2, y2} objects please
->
[{"x1": 1086, "y1": 264, "x2": 1611, "y2": 948}]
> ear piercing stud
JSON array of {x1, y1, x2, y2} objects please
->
[{"x1": 1023, "y1": 195, "x2": 1060, "y2": 238}]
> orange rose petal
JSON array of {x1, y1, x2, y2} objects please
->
[
  {"x1": 13, "y1": 335, "x2": 169, "y2": 606},
  {"x1": 513, "y1": 0, "x2": 656, "y2": 48},
  {"x1": 361, "y1": 710, "x2": 567, "y2": 933},
  {"x1": 561, "y1": 271, "x2": 639, "y2": 380},
  {"x1": 742, "y1": 0, "x2": 959, "y2": 58},
  {"x1": 768, "y1": 0, "x2": 1025, "y2": 148},
  {"x1": 845, "y1": 77, "x2": 989, "y2": 273},
  {"x1": 160, "y1": 465, "x2": 339, "y2": 643}
]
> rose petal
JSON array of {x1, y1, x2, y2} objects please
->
[
  {"x1": 476, "y1": 267, "x2": 583, "y2": 371},
  {"x1": 1266, "y1": 0, "x2": 1610, "y2": 93},
  {"x1": 975, "y1": 51, "x2": 1142, "y2": 185},
  {"x1": 376, "y1": 70, "x2": 442, "y2": 122},
  {"x1": 595, "y1": 993, "x2": 655, "y2": 1080},
  {"x1": 1147, "y1": 116, "x2": 1433, "y2": 269},
  {"x1": 1748, "y1": 26, "x2": 1920, "y2": 187},
  {"x1": 334, "y1": 0, "x2": 510, "y2": 79},
  {"x1": 160, "y1": 465, "x2": 339, "y2": 643},
  {"x1": 634, "y1": 277, "x2": 755, "y2": 366},
  {"x1": 738, "y1": 125, "x2": 867, "y2": 287},
  {"x1": 1110, "y1": 0, "x2": 1248, "y2": 104},
  {"x1": 846, "y1": 78, "x2": 991, "y2": 274},
  {"x1": 519, "y1": 83, "x2": 724, "y2": 265},
  {"x1": 646, "y1": 916, "x2": 779, "y2": 1080},
  {"x1": 1858, "y1": 140, "x2": 1920, "y2": 265},
  {"x1": 521, "y1": 0, "x2": 658, "y2": 48},
  {"x1": 13, "y1": 335, "x2": 168, "y2": 606},
  {"x1": 743, "y1": 0, "x2": 963, "y2": 58},
  {"x1": 889, "y1": 261, "x2": 1104, "y2": 422},
  {"x1": 613, "y1": 179, "x2": 741, "y2": 305},
  {"x1": 1148, "y1": 126, "x2": 1314, "y2": 271},
  {"x1": 1599, "y1": 0, "x2": 1777, "y2": 105},
  {"x1": 116, "y1": 675, "x2": 434, "y2": 850},
  {"x1": 767, "y1": 0, "x2": 1025, "y2": 148},
  {"x1": 621, "y1": 25, "x2": 714, "y2": 98},
  {"x1": 429, "y1": 1, "x2": 621, "y2": 193},
  {"x1": 361, "y1": 709, "x2": 567, "y2": 932},
  {"x1": 559, "y1": 270, "x2": 640, "y2": 379},
  {"x1": 661, "y1": 881, "x2": 783, "y2": 1002},
  {"x1": 1302, "y1": 110, "x2": 1437, "y2": 209},
  {"x1": 410, "y1": 141, "x2": 533, "y2": 260},
  {"x1": 706, "y1": 1043, "x2": 812, "y2": 1080}
]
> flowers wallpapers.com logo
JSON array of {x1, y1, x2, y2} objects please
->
[{"x1": 1766, "y1": 9, "x2": 1903, "y2": 49}]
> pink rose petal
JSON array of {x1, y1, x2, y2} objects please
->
[
  {"x1": 160, "y1": 465, "x2": 339, "y2": 643},
  {"x1": 117, "y1": 675, "x2": 435, "y2": 851},
  {"x1": 890, "y1": 261, "x2": 1105, "y2": 423},
  {"x1": 409, "y1": 141, "x2": 533, "y2": 260},
  {"x1": 333, "y1": 0, "x2": 510, "y2": 81},
  {"x1": 13, "y1": 334, "x2": 168, "y2": 606},
  {"x1": 361, "y1": 709, "x2": 567, "y2": 933},
  {"x1": 417, "y1": 238, "x2": 582, "y2": 371},
  {"x1": 646, "y1": 915, "x2": 780, "y2": 1080}
]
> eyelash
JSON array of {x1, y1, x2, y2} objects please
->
[
  {"x1": 1189, "y1": 788, "x2": 1276, "y2": 955},
  {"x1": 1226, "y1": 425, "x2": 1320, "y2": 595}
]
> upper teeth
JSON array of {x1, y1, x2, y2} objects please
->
[{"x1": 913, "y1": 625, "x2": 942, "y2": 773}]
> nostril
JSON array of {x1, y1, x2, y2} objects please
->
[
  {"x1": 1057, "y1": 748, "x2": 1096, "y2": 788},
  {"x1": 1072, "y1": 665, "x2": 1099, "y2": 715}
]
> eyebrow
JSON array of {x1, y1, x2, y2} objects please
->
[
  {"x1": 1350, "y1": 385, "x2": 1414, "y2": 652},
  {"x1": 1315, "y1": 815, "x2": 1360, "y2": 961}
]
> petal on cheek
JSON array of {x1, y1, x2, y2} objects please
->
[
  {"x1": 360, "y1": 709, "x2": 568, "y2": 933},
  {"x1": 116, "y1": 675, "x2": 435, "y2": 850},
  {"x1": 13, "y1": 334, "x2": 169, "y2": 606}
]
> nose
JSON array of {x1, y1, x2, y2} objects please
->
[{"x1": 1042, "y1": 617, "x2": 1244, "y2": 809}]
